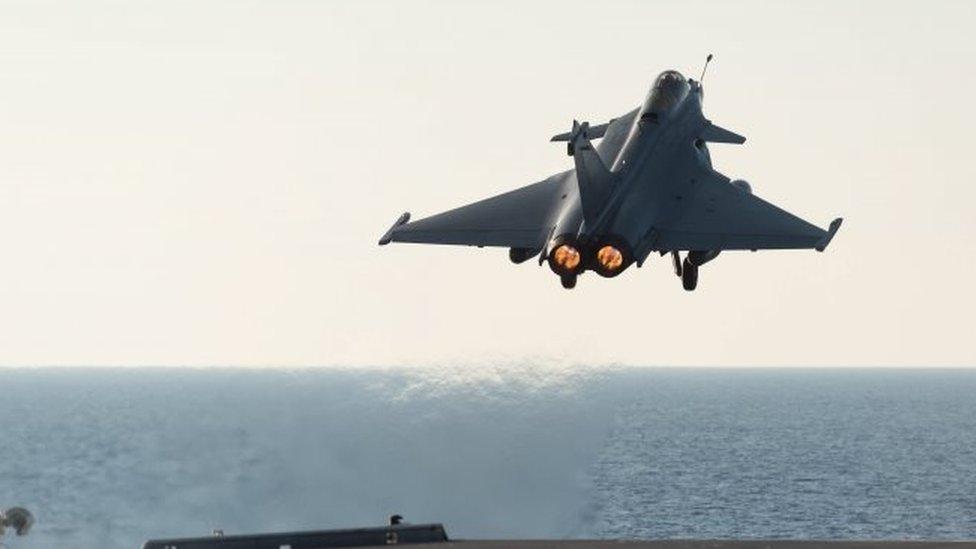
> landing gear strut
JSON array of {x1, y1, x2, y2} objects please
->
[
  {"x1": 679, "y1": 250, "x2": 718, "y2": 291},
  {"x1": 671, "y1": 251, "x2": 683, "y2": 276},
  {"x1": 560, "y1": 275, "x2": 577, "y2": 289},
  {"x1": 681, "y1": 259, "x2": 698, "y2": 291}
]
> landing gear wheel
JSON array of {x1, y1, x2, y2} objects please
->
[
  {"x1": 560, "y1": 275, "x2": 577, "y2": 289},
  {"x1": 681, "y1": 259, "x2": 698, "y2": 291}
]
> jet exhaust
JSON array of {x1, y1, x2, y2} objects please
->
[
  {"x1": 548, "y1": 235, "x2": 634, "y2": 280},
  {"x1": 547, "y1": 236, "x2": 583, "y2": 276},
  {"x1": 596, "y1": 245, "x2": 624, "y2": 272},
  {"x1": 550, "y1": 244, "x2": 581, "y2": 273},
  {"x1": 590, "y1": 237, "x2": 633, "y2": 277}
]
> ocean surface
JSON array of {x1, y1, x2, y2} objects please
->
[{"x1": 1, "y1": 367, "x2": 975, "y2": 548}]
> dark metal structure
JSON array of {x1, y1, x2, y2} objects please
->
[{"x1": 142, "y1": 523, "x2": 448, "y2": 549}]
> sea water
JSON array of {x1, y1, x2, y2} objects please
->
[{"x1": 1, "y1": 367, "x2": 974, "y2": 548}]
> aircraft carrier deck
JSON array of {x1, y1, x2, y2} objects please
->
[
  {"x1": 417, "y1": 542, "x2": 976, "y2": 549},
  {"x1": 141, "y1": 522, "x2": 976, "y2": 549}
]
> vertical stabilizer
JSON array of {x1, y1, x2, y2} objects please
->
[{"x1": 555, "y1": 120, "x2": 616, "y2": 226}]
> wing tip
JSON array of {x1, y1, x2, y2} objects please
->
[
  {"x1": 815, "y1": 217, "x2": 843, "y2": 252},
  {"x1": 378, "y1": 212, "x2": 411, "y2": 246}
]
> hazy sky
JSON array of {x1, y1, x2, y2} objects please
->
[{"x1": 0, "y1": 1, "x2": 973, "y2": 366}]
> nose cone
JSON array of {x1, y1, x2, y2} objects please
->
[
  {"x1": 640, "y1": 70, "x2": 691, "y2": 118},
  {"x1": 655, "y1": 70, "x2": 686, "y2": 86}
]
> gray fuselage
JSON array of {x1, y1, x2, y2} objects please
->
[{"x1": 547, "y1": 70, "x2": 711, "y2": 277}]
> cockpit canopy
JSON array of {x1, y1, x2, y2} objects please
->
[
  {"x1": 640, "y1": 70, "x2": 691, "y2": 120},
  {"x1": 656, "y1": 70, "x2": 686, "y2": 85}
]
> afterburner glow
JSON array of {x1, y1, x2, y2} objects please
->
[
  {"x1": 552, "y1": 244, "x2": 581, "y2": 271},
  {"x1": 596, "y1": 245, "x2": 624, "y2": 271}
]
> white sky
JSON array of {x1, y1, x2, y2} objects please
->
[{"x1": 0, "y1": 0, "x2": 973, "y2": 367}]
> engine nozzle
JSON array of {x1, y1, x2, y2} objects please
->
[
  {"x1": 551, "y1": 244, "x2": 581, "y2": 271},
  {"x1": 547, "y1": 236, "x2": 583, "y2": 276},
  {"x1": 591, "y1": 237, "x2": 633, "y2": 277},
  {"x1": 596, "y1": 245, "x2": 624, "y2": 272}
]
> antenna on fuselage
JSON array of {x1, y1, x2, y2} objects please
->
[{"x1": 699, "y1": 53, "x2": 714, "y2": 83}]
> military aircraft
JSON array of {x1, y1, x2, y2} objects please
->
[{"x1": 379, "y1": 57, "x2": 842, "y2": 290}]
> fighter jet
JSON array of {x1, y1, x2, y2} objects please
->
[{"x1": 379, "y1": 58, "x2": 842, "y2": 290}]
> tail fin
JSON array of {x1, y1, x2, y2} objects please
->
[{"x1": 560, "y1": 120, "x2": 615, "y2": 225}]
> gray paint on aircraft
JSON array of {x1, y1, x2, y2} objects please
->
[{"x1": 379, "y1": 63, "x2": 841, "y2": 290}]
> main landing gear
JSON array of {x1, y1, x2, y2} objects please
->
[
  {"x1": 681, "y1": 259, "x2": 699, "y2": 291},
  {"x1": 671, "y1": 251, "x2": 697, "y2": 291},
  {"x1": 673, "y1": 251, "x2": 698, "y2": 291},
  {"x1": 672, "y1": 250, "x2": 718, "y2": 292}
]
